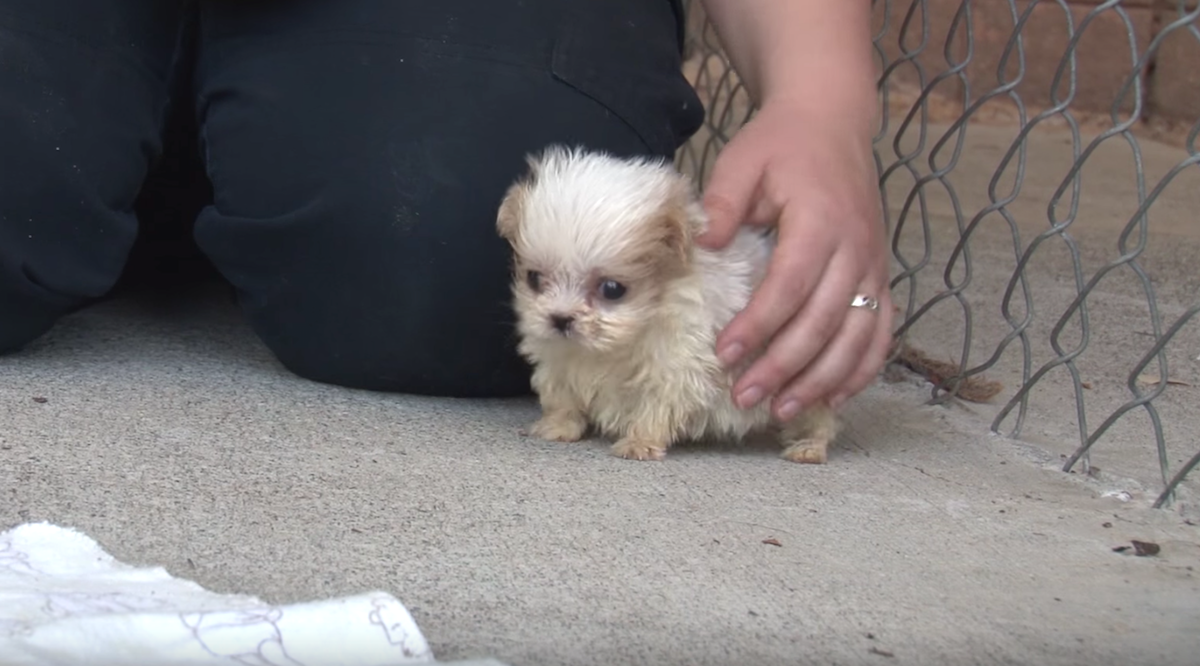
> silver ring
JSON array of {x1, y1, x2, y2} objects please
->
[{"x1": 850, "y1": 294, "x2": 879, "y2": 311}]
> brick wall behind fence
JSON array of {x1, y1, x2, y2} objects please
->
[
  {"x1": 873, "y1": 0, "x2": 1198, "y2": 126},
  {"x1": 684, "y1": 2, "x2": 1198, "y2": 132}
]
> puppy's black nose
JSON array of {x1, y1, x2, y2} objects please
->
[{"x1": 550, "y1": 315, "x2": 574, "y2": 333}]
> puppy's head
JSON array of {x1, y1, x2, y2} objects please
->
[{"x1": 497, "y1": 145, "x2": 705, "y2": 355}]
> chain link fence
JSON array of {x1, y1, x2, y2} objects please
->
[{"x1": 676, "y1": 0, "x2": 1200, "y2": 510}]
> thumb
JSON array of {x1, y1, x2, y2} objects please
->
[{"x1": 695, "y1": 143, "x2": 762, "y2": 249}]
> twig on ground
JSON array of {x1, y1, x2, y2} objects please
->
[{"x1": 889, "y1": 342, "x2": 1004, "y2": 403}]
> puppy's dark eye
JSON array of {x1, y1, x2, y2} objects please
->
[
  {"x1": 526, "y1": 270, "x2": 542, "y2": 292},
  {"x1": 599, "y1": 279, "x2": 627, "y2": 301}
]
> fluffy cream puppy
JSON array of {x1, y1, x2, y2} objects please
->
[{"x1": 496, "y1": 145, "x2": 838, "y2": 463}]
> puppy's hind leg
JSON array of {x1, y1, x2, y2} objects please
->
[
  {"x1": 528, "y1": 406, "x2": 588, "y2": 442},
  {"x1": 780, "y1": 405, "x2": 840, "y2": 464},
  {"x1": 611, "y1": 415, "x2": 678, "y2": 462}
]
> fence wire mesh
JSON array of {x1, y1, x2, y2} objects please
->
[{"x1": 676, "y1": 0, "x2": 1200, "y2": 509}]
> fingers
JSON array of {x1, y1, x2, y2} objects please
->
[
  {"x1": 715, "y1": 214, "x2": 836, "y2": 368},
  {"x1": 780, "y1": 290, "x2": 894, "y2": 418},
  {"x1": 769, "y1": 303, "x2": 876, "y2": 419},
  {"x1": 746, "y1": 196, "x2": 779, "y2": 228},
  {"x1": 729, "y1": 247, "x2": 859, "y2": 411},
  {"x1": 694, "y1": 142, "x2": 764, "y2": 249},
  {"x1": 828, "y1": 297, "x2": 895, "y2": 409}
]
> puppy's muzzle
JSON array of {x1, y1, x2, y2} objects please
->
[{"x1": 550, "y1": 314, "x2": 574, "y2": 335}]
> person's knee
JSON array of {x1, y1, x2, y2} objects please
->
[
  {"x1": 0, "y1": 292, "x2": 60, "y2": 355},
  {"x1": 190, "y1": 0, "x2": 704, "y2": 395},
  {"x1": 194, "y1": 168, "x2": 532, "y2": 396},
  {"x1": 0, "y1": 136, "x2": 141, "y2": 355},
  {"x1": 252, "y1": 285, "x2": 533, "y2": 398},
  {"x1": 233, "y1": 235, "x2": 533, "y2": 397},
  {"x1": 0, "y1": 11, "x2": 180, "y2": 353}
]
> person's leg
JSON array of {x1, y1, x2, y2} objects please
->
[
  {"x1": 0, "y1": 0, "x2": 187, "y2": 352},
  {"x1": 192, "y1": 0, "x2": 704, "y2": 397}
]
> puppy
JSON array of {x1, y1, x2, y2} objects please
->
[{"x1": 496, "y1": 145, "x2": 839, "y2": 463}]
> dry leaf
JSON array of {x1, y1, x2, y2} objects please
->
[
  {"x1": 1136, "y1": 374, "x2": 1190, "y2": 387},
  {"x1": 1131, "y1": 540, "x2": 1161, "y2": 557},
  {"x1": 762, "y1": 538, "x2": 782, "y2": 547},
  {"x1": 1113, "y1": 540, "x2": 1162, "y2": 556}
]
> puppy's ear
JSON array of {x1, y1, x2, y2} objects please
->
[
  {"x1": 496, "y1": 180, "x2": 529, "y2": 243},
  {"x1": 653, "y1": 195, "x2": 704, "y2": 271},
  {"x1": 498, "y1": 154, "x2": 546, "y2": 243}
]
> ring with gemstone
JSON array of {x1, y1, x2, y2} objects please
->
[{"x1": 850, "y1": 294, "x2": 879, "y2": 311}]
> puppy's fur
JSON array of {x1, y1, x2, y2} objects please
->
[{"x1": 496, "y1": 145, "x2": 839, "y2": 463}]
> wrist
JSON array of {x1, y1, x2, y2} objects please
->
[
  {"x1": 758, "y1": 80, "x2": 878, "y2": 146},
  {"x1": 700, "y1": 0, "x2": 878, "y2": 132},
  {"x1": 757, "y1": 45, "x2": 878, "y2": 131},
  {"x1": 763, "y1": 79, "x2": 876, "y2": 130}
]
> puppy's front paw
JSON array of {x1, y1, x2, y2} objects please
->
[
  {"x1": 525, "y1": 412, "x2": 588, "y2": 442},
  {"x1": 611, "y1": 437, "x2": 668, "y2": 461},
  {"x1": 781, "y1": 438, "x2": 829, "y2": 465}
]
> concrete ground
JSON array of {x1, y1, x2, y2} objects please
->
[{"x1": 3, "y1": 122, "x2": 1200, "y2": 665}]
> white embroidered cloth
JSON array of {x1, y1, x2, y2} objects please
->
[{"x1": 0, "y1": 522, "x2": 451, "y2": 666}]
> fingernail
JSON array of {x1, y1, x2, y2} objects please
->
[
  {"x1": 736, "y1": 385, "x2": 763, "y2": 409},
  {"x1": 718, "y1": 343, "x2": 745, "y2": 367},
  {"x1": 777, "y1": 399, "x2": 801, "y2": 421}
]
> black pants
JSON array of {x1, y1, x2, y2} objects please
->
[{"x1": 0, "y1": 0, "x2": 704, "y2": 396}]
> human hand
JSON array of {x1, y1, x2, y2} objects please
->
[{"x1": 696, "y1": 98, "x2": 894, "y2": 421}]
